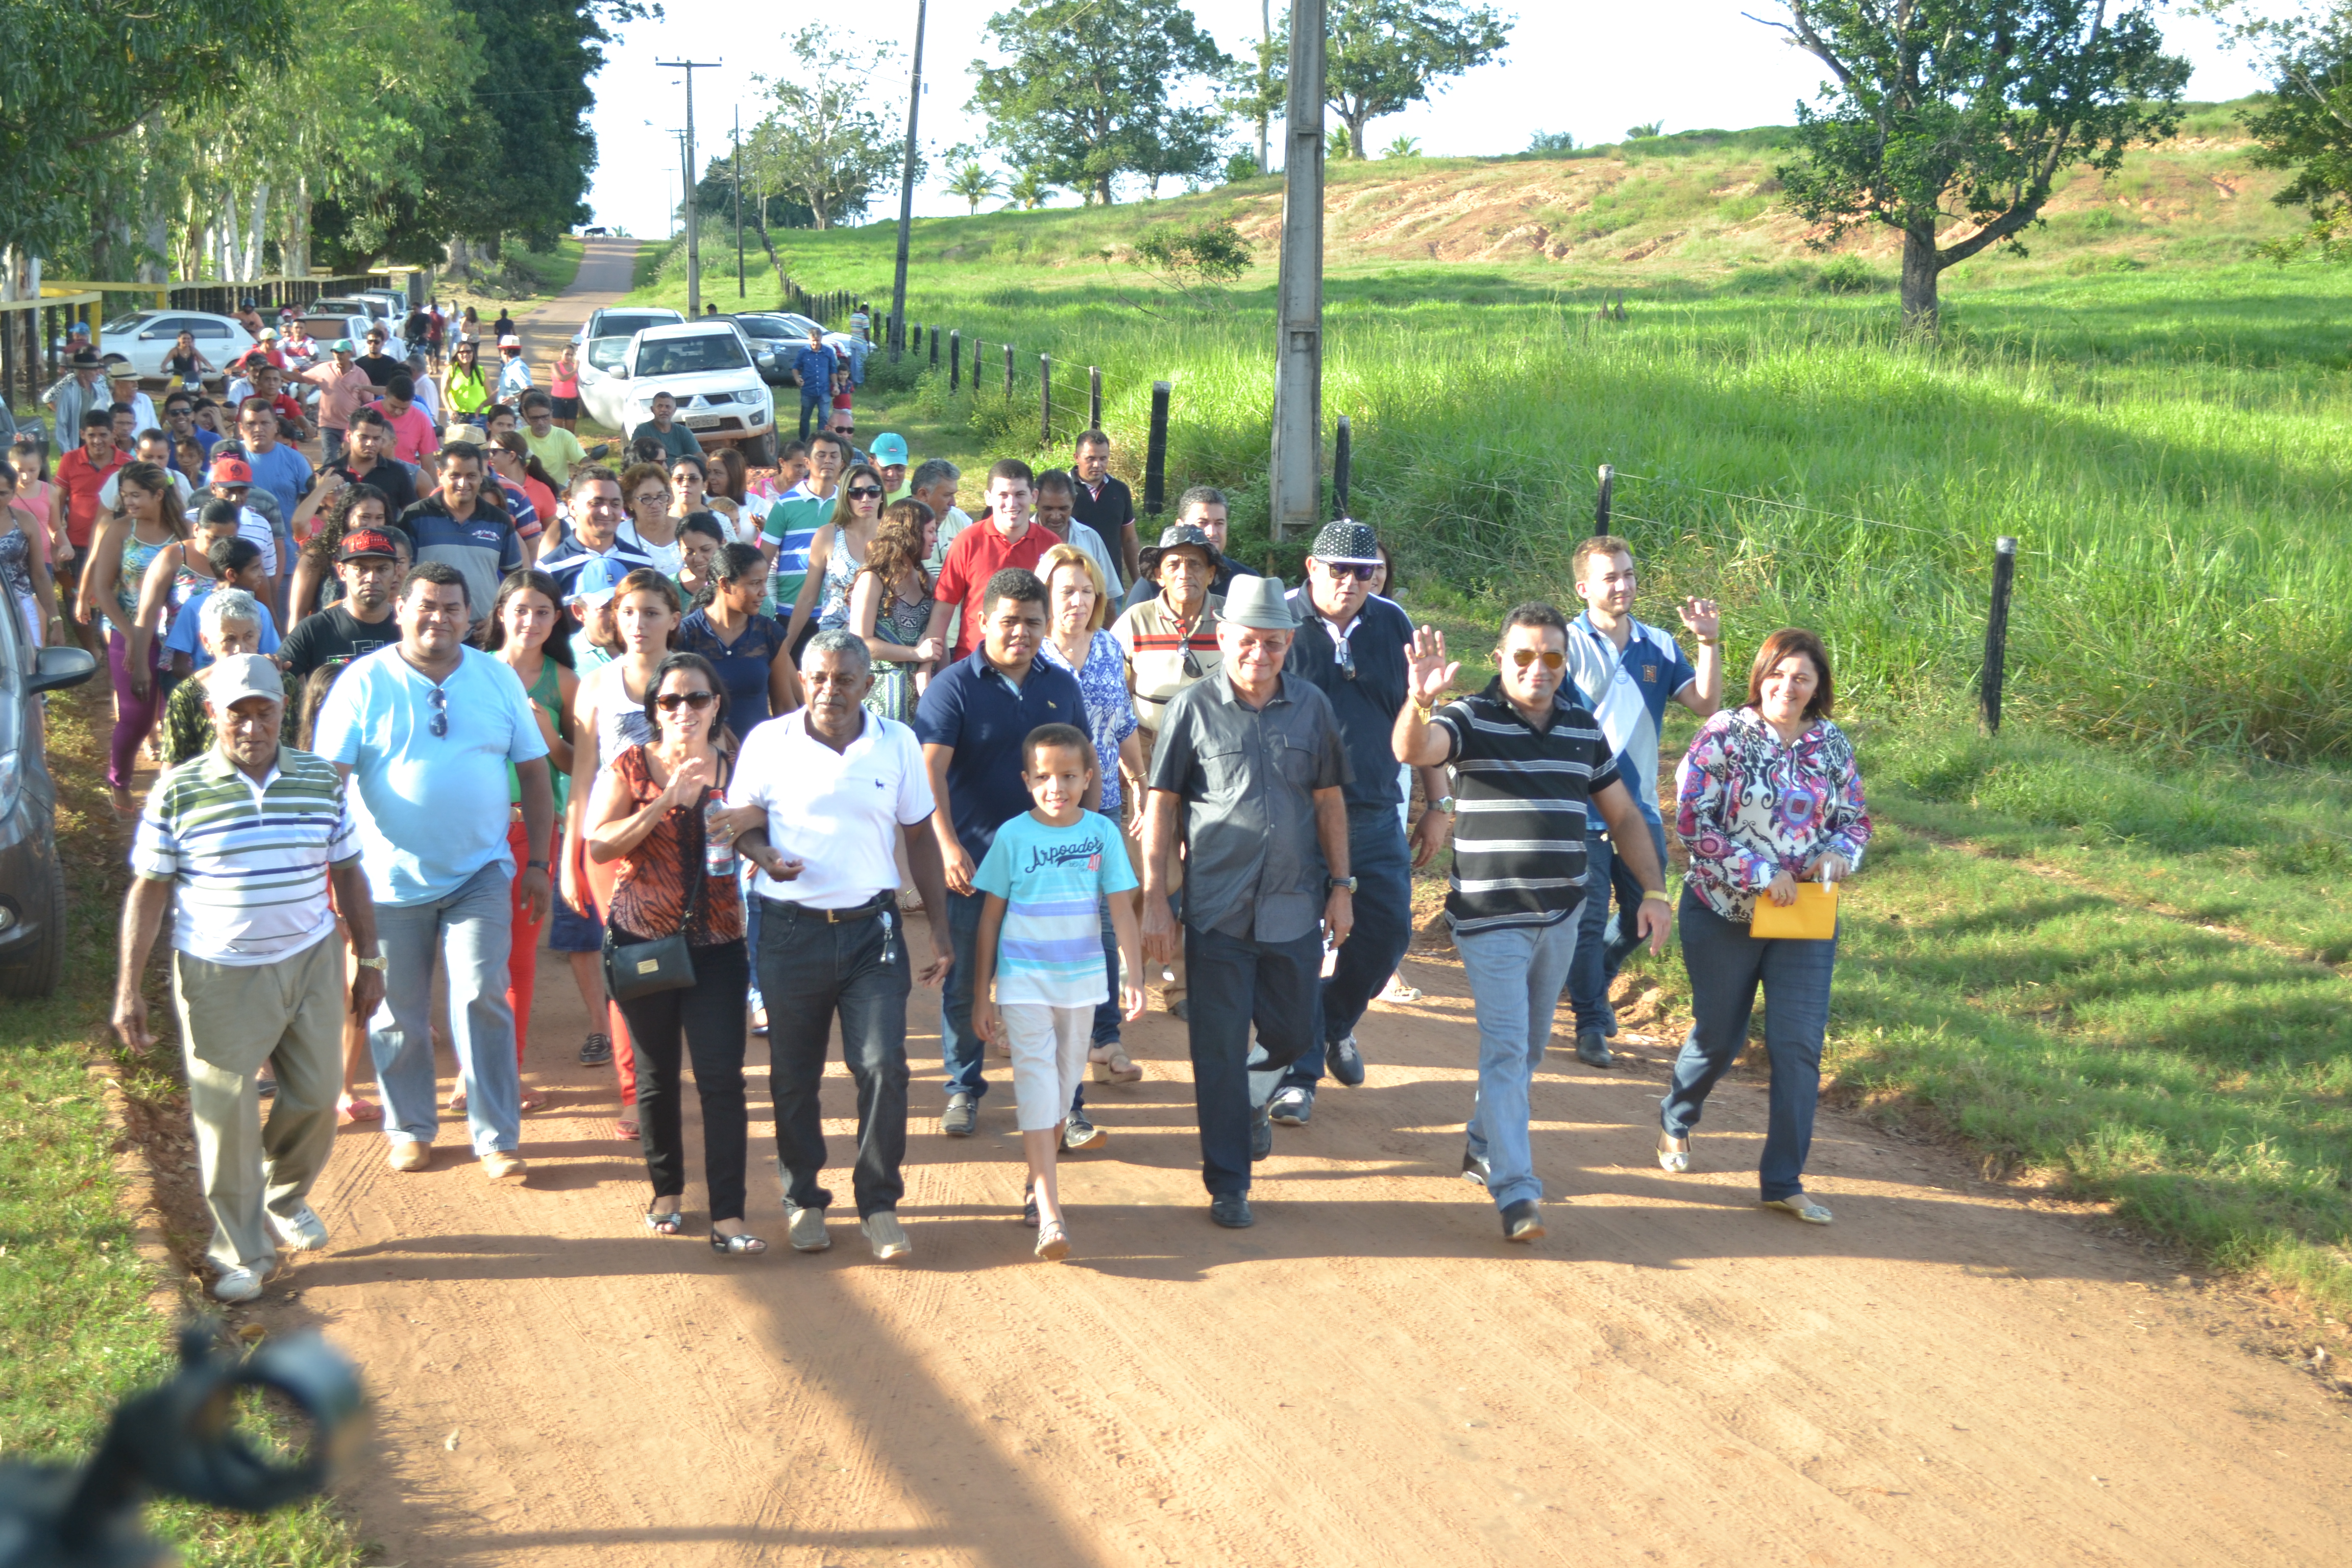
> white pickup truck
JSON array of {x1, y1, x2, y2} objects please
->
[{"x1": 578, "y1": 321, "x2": 777, "y2": 465}]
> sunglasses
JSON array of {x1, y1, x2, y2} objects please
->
[
  {"x1": 1507, "y1": 649, "x2": 1567, "y2": 671},
  {"x1": 426, "y1": 684, "x2": 448, "y2": 738},
  {"x1": 845, "y1": 485, "x2": 884, "y2": 500},
  {"x1": 1180, "y1": 645, "x2": 1204, "y2": 679},
  {"x1": 1334, "y1": 639, "x2": 1358, "y2": 681},
  {"x1": 655, "y1": 690, "x2": 717, "y2": 712},
  {"x1": 1320, "y1": 561, "x2": 1379, "y2": 580}
]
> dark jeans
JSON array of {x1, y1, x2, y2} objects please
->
[
  {"x1": 615, "y1": 939, "x2": 750, "y2": 1221},
  {"x1": 1184, "y1": 923, "x2": 1321, "y2": 1197},
  {"x1": 1284, "y1": 807, "x2": 1412, "y2": 1089},
  {"x1": 1569, "y1": 819, "x2": 1667, "y2": 1037},
  {"x1": 1661, "y1": 890, "x2": 1839, "y2": 1202},
  {"x1": 797, "y1": 389, "x2": 825, "y2": 439},
  {"x1": 1090, "y1": 893, "x2": 1122, "y2": 1046},
  {"x1": 938, "y1": 887, "x2": 990, "y2": 1102},
  {"x1": 757, "y1": 898, "x2": 913, "y2": 1217}
]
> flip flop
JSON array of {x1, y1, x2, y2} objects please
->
[{"x1": 336, "y1": 1094, "x2": 382, "y2": 1124}]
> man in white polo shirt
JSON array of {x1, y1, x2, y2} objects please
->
[
  {"x1": 113, "y1": 655, "x2": 384, "y2": 1302},
  {"x1": 727, "y1": 629, "x2": 953, "y2": 1263}
]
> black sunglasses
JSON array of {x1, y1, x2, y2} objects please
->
[
  {"x1": 1180, "y1": 645, "x2": 1204, "y2": 679},
  {"x1": 845, "y1": 484, "x2": 884, "y2": 500},
  {"x1": 1322, "y1": 561, "x2": 1378, "y2": 581},
  {"x1": 655, "y1": 690, "x2": 718, "y2": 712},
  {"x1": 426, "y1": 684, "x2": 448, "y2": 738}
]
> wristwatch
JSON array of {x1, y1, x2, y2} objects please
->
[
  {"x1": 354, "y1": 954, "x2": 387, "y2": 971},
  {"x1": 1434, "y1": 795, "x2": 1456, "y2": 815},
  {"x1": 526, "y1": 858, "x2": 549, "y2": 869},
  {"x1": 1327, "y1": 876, "x2": 1358, "y2": 893}
]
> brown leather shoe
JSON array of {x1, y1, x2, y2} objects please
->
[
  {"x1": 387, "y1": 1140, "x2": 431, "y2": 1173},
  {"x1": 481, "y1": 1150, "x2": 528, "y2": 1183}
]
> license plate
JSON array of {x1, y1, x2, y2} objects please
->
[{"x1": 683, "y1": 415, "x2": 723, "y2": 429}]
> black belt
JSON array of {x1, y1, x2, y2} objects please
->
[{"x1": 758, "y1": 891, "x2": 892, "y2": 923}]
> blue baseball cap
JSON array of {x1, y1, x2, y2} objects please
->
[
  {"x1": 571, "y1": 556, "x2": 628, "y2": 608},
  {"x1": 869, "y1": 432, "x2": 909, "y2": 465}
]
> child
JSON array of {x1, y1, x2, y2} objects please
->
[
  {"x1": 162, "y1": 537, "x2": 281, "y2": 675},
  {"x1": 971, "y1": 723, "x2": 1145, "y2": 1262},
  {"x1": 829, "y1": 365, "x2": 854, "y2": 438}
]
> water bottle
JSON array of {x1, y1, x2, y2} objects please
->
[{"x1": 703, "y1": 793, "x2": 735, "y2": 877}]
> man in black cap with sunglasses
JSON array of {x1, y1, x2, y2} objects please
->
[{"x1": 1264, "y1": 521, "x2": 1451, "y2": 1130}]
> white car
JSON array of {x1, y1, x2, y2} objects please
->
[
  {"x1": 579, "y1": 322, "x2": 777, "y2": 463},
  {"x1": 97, "y1": 309, "x2": 256, "y2": 382},
  {"x1": 312, "y1": 297, "x2": 406, "y2": 359},
  {"x1": 570, "y1": 305, "x2": 683, "y2": 348}
]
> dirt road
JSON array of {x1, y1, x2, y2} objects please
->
[{"x1": 245, "y1": 241, "x2": 2352, "y2": 1564}]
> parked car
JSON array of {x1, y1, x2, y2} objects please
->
[
  {"x1": 730, "y1": 313, "x2": 858, "y2": 384},
  {"x1": 96, "y1": 309, "x2": 257, "y2": 383},
  {"x1": 571, "y1": 306, "x2": 683, "y2": 348},
  {"x1": 0, "y1": 607, "x2": 101, "y2": 997},
  {"x1": 577, "y1": 322, "x2": 776, "y2": 465},
  {"x1": 312, "y1": 297, "x2": 406, "y2": 358}
]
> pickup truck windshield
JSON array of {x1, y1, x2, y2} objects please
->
[{"x1": 635, "y1": 335, "x2": 750, "y2": 377}]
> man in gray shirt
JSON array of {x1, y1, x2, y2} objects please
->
[{"x1": 1141, "y1": 575, "x2": 1353, "y2": 1229}]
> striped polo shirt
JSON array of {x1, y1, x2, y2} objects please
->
[
  {"x1": 1110, "y1": 594, "x2": 1221, "y2": 733},
  {"x1": 130, "y1": 745, "x2": 356, "y2": 966},
  {"x1": 1432, "y1": 679, "x2": 1622, "y2": 933}
]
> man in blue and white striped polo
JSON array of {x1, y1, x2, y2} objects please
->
[
  {"x1": 113, "y1": 655, "x2": 385, "y2": 1303},
  {"x1": 1392, "y1": 606, "x2": 1669, "y2": 1245}
]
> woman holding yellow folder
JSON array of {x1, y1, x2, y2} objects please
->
[{"x1": 1658, "y1": 628, "x2": 1872, "y2": 1223}]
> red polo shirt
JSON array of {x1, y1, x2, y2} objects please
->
[
  {"x1": 934, "y1": 513, "x2": 1056, "y2": 659},
  {"x1": 56, "y1": 448, "x2": 127, "y2": 550}
]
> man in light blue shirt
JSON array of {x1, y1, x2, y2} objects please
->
[
  {"x1": 312, "y1": 562, "x2": 554, "y2": 1180},
  {"x1": 1561, "y1": 534, "x2": 1720, "y2": 1067}
]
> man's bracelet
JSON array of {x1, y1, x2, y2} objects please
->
[
  {"x1": 1641, "y1": 889, "x2": 1671, "y2": 904},
  {"x1": 526, "y1": 859, "x2": 548, "y2": 869}
]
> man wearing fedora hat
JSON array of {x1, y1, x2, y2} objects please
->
[
  {"x1": 1265, "y1": 520, "x2": 1453, "y2": 1130},
  {"x1": 104, "y1": 360, "x2": 160, "y2": 438},
  {"x1": 1141, "y1": 573, "x2": 1353, "y2": 1229},
  {"x1": 43, "y1": 347, "x2": 112, "y2": 443}
]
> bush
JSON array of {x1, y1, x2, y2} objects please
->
[
  {"x1": 1527, "y1": 129, "x2": 1577, "y2": 155},
  {"x1": 1816, "y1": 254, "x2": 1879, "y2": 293},
  {"x1": 1223, "y1": 150, "x2": 1265, "y2": 185}
]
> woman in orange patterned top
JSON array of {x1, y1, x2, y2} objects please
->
[{"x1": 585, "y1": 651, "x2": 762, "y2": 1255}]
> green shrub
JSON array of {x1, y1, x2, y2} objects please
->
[{"x1": 1816, "y1": 254, "x2": 1879, "y2": 293}]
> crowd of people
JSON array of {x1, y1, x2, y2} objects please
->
[{"x1": 74, "y1": 310, "x2": 1872, "y2": 1300}]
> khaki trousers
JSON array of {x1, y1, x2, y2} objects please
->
[
  {"x1": 1125, "y1": 734, "x2": 1184, "y2": 1009},
  {"x1": 171, "y1": 933, "x2": 346, "y2": 1275}
]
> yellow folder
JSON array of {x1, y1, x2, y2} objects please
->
[{"x1": 1750, "y1": 880, "x2": 1839, "y2": 940}]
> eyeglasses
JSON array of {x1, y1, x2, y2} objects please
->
[
  {"x1": 426, "y1": 684, "x2": 448, "y2": 738},
  {"x1": 845, "y1": 485, "x2": 884, "y2": 500},
  {"x1": 1180, "y1": 645, "x2": 1204, "y2": 679},
  {"x1": 655, "y1": 690, "x2": 718, "y2": 712},
  {"x1": 1320, "y1": 561, "x2": 1378, "y2": 581},
  {"x1": 1507, "y1": 649, "x2": 1567, "y2": 671}
]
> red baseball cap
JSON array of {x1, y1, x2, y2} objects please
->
[
  {"x1": 209, "y1": 456, "x2": 253, "y2": 486},
  {"x1": 338, "y1": 527, "x2": 401, "y2": 561}
]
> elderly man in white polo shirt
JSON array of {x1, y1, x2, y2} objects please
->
[
  {"x1": 113, "y1": 655, "x2": 384, "y2": 1302},
  {"x1": 726, "y1": 629, "x2": 953, "y2": 1263}
]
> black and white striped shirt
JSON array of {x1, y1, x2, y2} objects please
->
[{"x1": 1432, "y1": 679, "x2": 1621, "y2": 933}]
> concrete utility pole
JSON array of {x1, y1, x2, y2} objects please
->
[
  {"x1": 733, "y1": 106, "x2": 746, "y2": 299},
  {"x1": 1259, "y1": 0, "x2": 1273, "y2": 175},
  {"x1": 1268, "y1": 0, "x2": 1325, "y2": 543},
  {"x1": 889, "y1": 0, "x2": 927, "y2": 364},
  {"x1": 658, "y1": 57, "x2": 723, "y2": 316}
]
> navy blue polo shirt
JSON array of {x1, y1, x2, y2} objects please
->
[
  {"x1": 1284, "y1": 589, "x2": 1414, "y2": 813},
  {"x1": 914, "y1": 648, "x2": 1091, "y2": 863}
]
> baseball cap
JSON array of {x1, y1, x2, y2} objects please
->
[
  {"x1": 1308, "y1": 519, "x2": 1381, "y2": 565},
  {"x1": 68, "y1": 321, "x2": 90, "y2": 337},
  {"x1": 209, "y1": 456, "x2": 254, "y2": 487},
  {"x1": 498, "y1": 335, "x2": 521, "y2": 350},
  {"x1": 338, "y1": 527, "x2": 401, "y2": 562},
  {"x1": 570, "y1": 556, "x2": 628, "y2": 609},
  {"x1": 331, "y1": 338, "x2": 354, "y2": 353},
  {"x1": 869, "y1": 432, "x2": 909, "y2": 465},
  {"x1": 205, "y1": 653, "x2": 284, "y2": 709},
  {"x1": 257, "y1": 327, "x2": 279, "y2": 340}
]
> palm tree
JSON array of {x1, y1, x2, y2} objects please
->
[
  {"x1": 1005, "y1": 167, "x2": 1056, "y2": 211},
  {"x1": 946, "y1": 161, "x2": 1001, "y2": 216},
  {"x1": 1382, "y1": 136, "x2": 1422, "y2": 159}
]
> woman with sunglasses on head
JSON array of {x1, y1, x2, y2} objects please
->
[
  {"x1": 1659, "y1": 627, "x2": 1871, "y2": 1226},
  {"x1": 585, "y1": 651, "x2": 761, "y2": 1253},
  {"x1": 80, "y1": 462, "x2": 189, "y2": 812},
  {"x1": 845, "y1": 501, "x2": 937, "y2": 726},
  {"x1": 565, "y1": 568, "x2": 680, "y2": 1139},
  {"x1": 619, "y1": 461, "x2": 683, "y2": 576},
  {"x1": 783, "y1": 461, "x2": 885, "y2": 650}
]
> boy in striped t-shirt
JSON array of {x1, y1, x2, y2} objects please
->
[
  {"x1": 971, "y1": 723, "x2": 1144, "y2": 1263},
  {"x1": 1392, "y1": 605, "x2": 1670, "y2": 1246}
]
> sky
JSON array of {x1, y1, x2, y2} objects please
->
[{"x1": 583, "y1": 1, "x2": 2268, "y2": 236}]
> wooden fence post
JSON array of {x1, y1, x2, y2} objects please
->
[
  {"x1": 1088, "y1": 367, "x2": 1102, "y2": 431},
  {"x1": 1982, "y1": 535, "x2": 2018, "y2": 736},
  {"x1": 929, "y1": 327, "x2": 939, "y2": 369},
  {"x1": 1595, "y1": 463, "x2": 1613, "y2": 534},
  {"x1": 1144, "y1": 381, "x2": 1171, "y2": 523},
  {"x1": 1039, "y1": 354, "x2": 1052, "y2": 446},
  {"x1": 1332, "y1": 414, "x2": 1351, "y2": 520},
  {"x1": 950, "y1": 330, "x2": 961, "y2": 391},
  {"x1": 1002, "y1": 341, "x2": 1013, "y2": 399}
]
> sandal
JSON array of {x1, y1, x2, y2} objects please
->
[
  {"x1": 519, "y1": 1088, "x2": 545, "y2": 1113},
  {"x1": 1657, "y1": 1132, "x2": 1690, "y2": 1174},
  {"x1": 616, "y1": 1116, "x2": 640, "y2": 1140},
  {"x1": 1021, "y1": 1181, "x2": 1039, "y2": 1229},
  {"x1": 710, "y1": 1229, "x2": 768, "y2": 1256},
  {"x1": 644, "y1": 1206, "x2": 685, "y2": 1236},
  {"x1": 1088, "y1": 1043, "x2": 1144, "y2": 1084},
  {"x1": 1034, "y1": 1220, "x2": 1070, "y2": 1262},
  {"x1": 336, "y1": 1093, "x2": 382, "y2": 1124}
]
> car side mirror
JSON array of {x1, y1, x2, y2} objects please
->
[
  {"x1": 28, "y1": 644, "x2": 100, "y2": 695},
  {"x1": 610, "y1": 366, "x2": 629, "y2": 380}
]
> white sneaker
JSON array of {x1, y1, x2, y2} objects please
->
[
  {"x1": 268, "y1": 1205, "x2": 330, "y2": 1253},
  {"x1": 213, "y1": 1266, "x2": 268, "y2": 1304},
  {"x1": 788, "y1": 1205, "x2": 830, "y2": 1252},
  {"x1": 862, "y1": 1212, "x2": 912, "y2": 1261}
]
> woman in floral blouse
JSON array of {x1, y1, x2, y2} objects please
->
[{"x1": 1660, "y1": 627, "x2": 1872, "y2": 1224}]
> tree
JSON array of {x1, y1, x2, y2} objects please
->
[
  {"x1": 2233, "y1": 5, "x2": 2352, "y2": 258},
  {"x1": 1383, "y1": 135, "x2": 1422, "y2": 157},
  {"x1": 947, "y1": 161, "x2": 1003, "y2": 214},
  {"x1": 0, "y1": 0, "x2": 295, "y2": 259},
  {"x1": 1006, "y1": 167, "x2": 1058, "y2": 209},
  {"x1": 1760, "y1": 1, "x2": 2191, "y2": 330},
  {"x1": 970, "y1": 0, "x2": 1232, "y2": 206},
  {"x1": 751, "y1": 25, "x2": 913, "y2": 230},
  {"x1": 1220, "y1": 22, "x2": 1288, "y2": 176},
  {"x1": 1325, "y1": 1, "x2": 1510, "y2": 160}
]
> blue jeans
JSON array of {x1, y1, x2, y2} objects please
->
[
  {"x1": 1569, "y1": 819, "x2": 1667, "y2": 1037},
  {"x1": 938, "y1": 887, "x2": 990, "y2": 1102},
  {"x1": 1663, "y1": 890, "x2": 1839, "y2": 1202},
  {"x1": 1089, "y1": 894, "x2": 1122, "y2": 1045},
  {"x1": 759, "y1": 900, "x2": 912, "y2": 1217},
  {"x1": 369, "y1": 862, "x2": 520, "y2": 1156},
  {"x1": 1183, "y1": 923, "x2": 1321, "y2": 1197},
  {"x1": 797, "y1": 389, "x2": 825, "y2": 439},
  {"x1": 1283, "y1": 807, "x2": 1413, "y2": 1089},
  {"x1": 1455, "y1": 914, "x2": 1580, "y2": 1211}
]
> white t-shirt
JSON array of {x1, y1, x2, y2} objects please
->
[
  {"x1": 732, "y1": 708, "x2": 934, "y2": 909},
  {"x1": 618, "y1": 521, "x2": 683, "y2": 576}
]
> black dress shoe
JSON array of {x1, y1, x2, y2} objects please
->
[
  {"x1": 1461, "y1": 1146, "x2": 1491, "y2": 1187},
  {"x1": 1326, "y1": 1034, "x2": 1366, "y2": 1087},
  {"x1": 1209, "y1": 1194, "x2": 1255, "y2": 1229},
  {"x1": 1250, "y1": 1097, "x2": 1274, "y2": 1161},
  {"x1": 1501, "y1": 1199, "x2": 1546, "y2": 1243},
  {"x1": 1575, "y1": 1030, "x2": 1614, "y2": 1068}
]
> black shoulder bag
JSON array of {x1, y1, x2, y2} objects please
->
[{"x1": 601, "y1": 783, "x2": 708, "y2": 1003}]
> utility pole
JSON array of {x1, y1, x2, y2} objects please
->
[
  {"x1": 657, "y1": 57, "x2": 723, "y2": 316},
  {"x1": 1269, "y1": 0, "x2": 1325, "y2": 542},
  {"x1": 732, "y1": 106, "x2": 746, "y2": 299},
  {"x1": 1259, "y1": 0, "x2": 1272, "y2": 176},
  {"x1": 889, "y1": 0, "x2": 927, "y2": 365}
]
